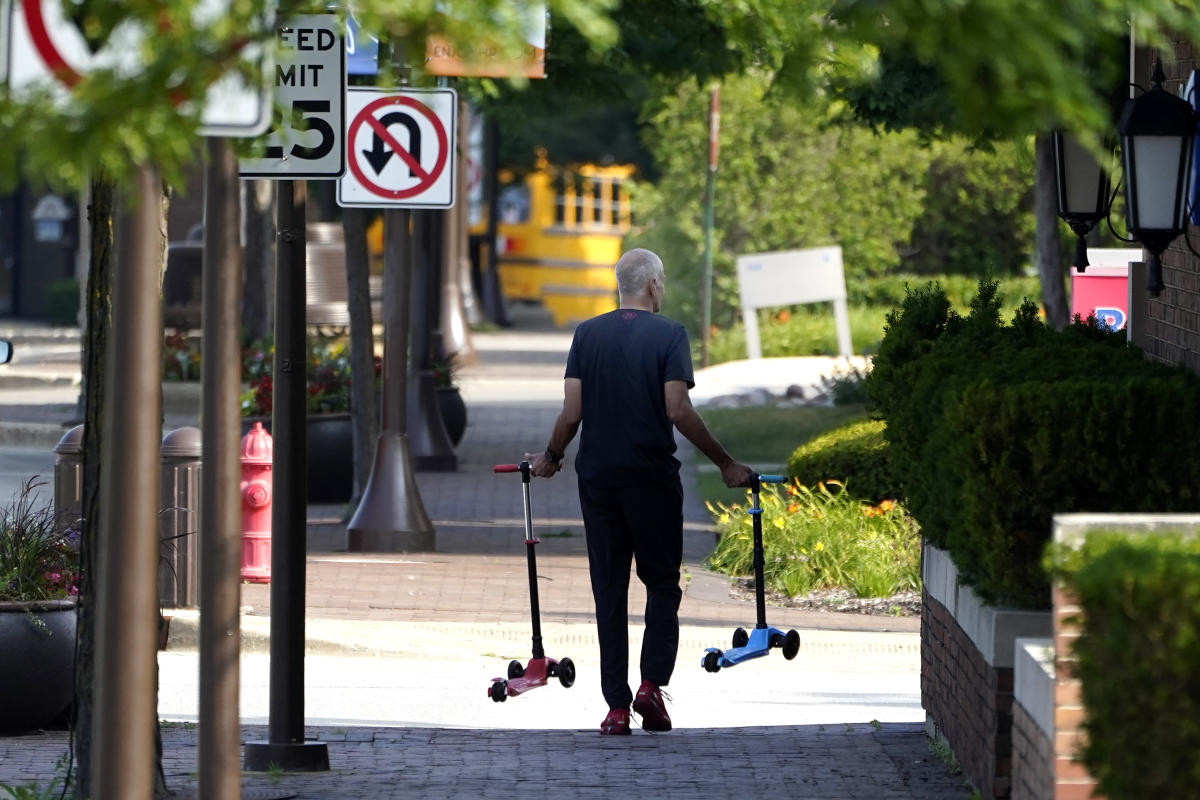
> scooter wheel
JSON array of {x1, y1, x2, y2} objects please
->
[
  {"x1": 507, "y1": 660, "x2": 525, "y2": 679},
  {"x1": 490, "y1": 680, "x2": 508, "y2": 703},
  {"x1": 557, "y1": 657, "x2": 576, "y2": 688},
  {"x1": 732, "y1": 627, "x2": 749, "y2": 648},
  {"x1": 769, "y1": 632, "x2": 785, "y2": 650},
  {"x1": 703, "y1": 651, "x2": 722, "y2": 673},
  {"x1": 783, "y1": 630, "x2": 801, "y2": 660}
]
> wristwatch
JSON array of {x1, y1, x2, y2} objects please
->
[{"x1": 544, "y1": 446, "x2": 563, "y2": 464}]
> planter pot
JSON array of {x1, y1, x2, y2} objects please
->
[
  {"x1": 241, "y1": 413, "x2": 353, "y2": 505},
  {"x1": 436, "y1": 386, "x2": 467, "y2": 447},
  {"x1": 0, "y1": 600, "x2": 77, "y2": 733}
]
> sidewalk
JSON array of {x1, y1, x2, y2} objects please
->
[{"x1": 0, "y1": 316, "x2": 958, "y2": 799}]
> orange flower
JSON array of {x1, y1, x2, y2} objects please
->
[
  {"x1": 879, "y1": 499, "x2": 895, "y2": 512},
  {"x1": 776, "y1": 309, "x2": 791, "y2": 323},
  {"x1": 787, "y1": 503, "x2": 800, "y2": 514}
]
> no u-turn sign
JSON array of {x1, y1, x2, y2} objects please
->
[{"x1": 336, "y1": 87, "x2": 457, "y2": 208}]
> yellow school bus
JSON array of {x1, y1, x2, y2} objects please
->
[{"x1": 474, "y1": 160, "x2": 634, "y2": 327}]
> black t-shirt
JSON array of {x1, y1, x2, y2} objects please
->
[{"x1": 565, "y1": 308, "x2": 695, "y2": 487}]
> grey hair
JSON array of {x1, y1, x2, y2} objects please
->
[{"x1": 614, "y1": 249, "x2": 664, "y2": 295}]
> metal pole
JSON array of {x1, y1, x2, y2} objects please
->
[
  {"x1": 244, "y1": 180, "x2": 329, "y2": 771},
  {"x1": 347, "y1": 207, "x2": 436, "y2": 550},
  {"x1": 199, "y1": 137, "x2": 243, "y2": 799},
  {"x1": 700, "y1": 86, "x2": 720, "y2": 368},
  {"x1": 407, "y1": 210, "x2": 456, "y2": 471},
  {"x1": 93, "y1": 164, "x2": 162, "y2": 799},
  {"x1": 481, "y1": 116, "x2": 510, "y2": 326}
]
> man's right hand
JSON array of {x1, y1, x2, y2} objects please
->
[
  {"x1": 526, "y1": 451, "x2": 562, "y2": 478},
  {"x1": 721, "y1": 462, "x2": 754, "y2": 488}
]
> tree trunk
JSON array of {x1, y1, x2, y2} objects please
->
[
  {"x1": 74, "y1": 174, "x2": 114, "y2": 798},
  {"x1": 242, "y1": 179, "x2": 276, "y2": 343},
  {"x1": 1034, "y1": 133, "x2": 1069, "y2": 329},
  {"x1": 343, "y1": 208, "x2": 379, "y2": 504},
  {"x1": 153, "y1": 179, "x2": 171, "y2": 800}
]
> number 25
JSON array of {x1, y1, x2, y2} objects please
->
[{"x1": 265, "y1": 100, "x2": 334, "y2": 161}]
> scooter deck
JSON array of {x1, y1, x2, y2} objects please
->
[
  {"x1": 703, "y1": 626, "x2": 783, "y2": 669},
  {"x1": 493, "y1": 657, "x2": 557, "y2": 698}
]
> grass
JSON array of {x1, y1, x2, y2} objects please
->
[{"x1": 694, "y1": 404, "x2": 867, "y2": 506}]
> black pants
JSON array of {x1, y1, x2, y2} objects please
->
[{"x1": 578, "y1": 476, "x2": 684, "y2": 710}]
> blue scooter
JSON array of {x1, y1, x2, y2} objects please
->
[{"x1": 702, "y1": 473, "x2": 801, "y2": 672}]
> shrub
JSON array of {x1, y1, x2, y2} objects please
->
[
  {"x1": 866, "y1": 279, "x2": 1200, "y2": 608},
  {"x1": 786, "y1": 419, "x2": 898, "y2": 504},
  {"x1": 1048, "y1": 530, "x2": 1200, "y2": 800},
  {"x1": 706, "y1": 480, "x2": 919, "y2": 598}
]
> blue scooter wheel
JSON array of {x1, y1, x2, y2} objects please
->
[
  {"x1": 732, "y1": 627, "x2": 749, "y2": 648},
  {"x1": 783, "y1": 630, "x2": 801, "y2": 660}
]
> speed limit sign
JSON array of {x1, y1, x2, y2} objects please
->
[{"x1": 239, "y1": 14, "x2": 346, "y2": 178}]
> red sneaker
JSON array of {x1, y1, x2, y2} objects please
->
[
  {"x1": 632, "y1": 680, "x2": 672, "y2": 732},
  {"x1": 600, "y1": 708, "x2": 631, "y2": 736}
]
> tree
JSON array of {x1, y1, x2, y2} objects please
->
[{"x1": 627, "y1": 72, "x2": 933, "y2": 337}]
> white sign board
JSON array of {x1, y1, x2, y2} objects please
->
[
  {"x1": 4, "y1": 0, "x2": 271, "y2": 136},
  {"x1": 735, "y1": 246, "x2": 853, "y2": 358},
  {"x1": 239, "y1": 15, "x2": 346, "y2": 178},
  {"x1": 337, "y1": 87, "x2": 457, "y2": 209}
]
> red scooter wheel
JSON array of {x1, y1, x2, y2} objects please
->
[
  {"x1": 490, "y1": 680, "x2": 508, "y2": 702},
  {"x1": 557, "y1": 657, "x2": 576, "y2": 688}
]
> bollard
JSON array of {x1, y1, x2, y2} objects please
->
[
  {"x1": 160, "y1": 427, "x2": 202, "y2": 608},
  {"x1": 53, "y1": 425, "x2": 84, "y2": 537},
  {"x1": 240, "y1": 422, "x2": 273, "y2": 583}
]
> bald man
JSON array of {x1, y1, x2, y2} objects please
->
[{"x1": 529, "y1": 248, "x2": 752, "y2": 735}]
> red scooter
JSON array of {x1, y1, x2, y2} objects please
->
[{"x1": 488, "y1": 461, "x2": 576, "y2": 702}]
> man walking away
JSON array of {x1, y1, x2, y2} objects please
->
[{"x1": 529, "y1": 248, "x2": 752, "y2": 735}]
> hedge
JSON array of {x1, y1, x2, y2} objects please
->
[
  {"x1": 786, "y1": 418, "x2": 899, "y2": 503},
  {"x1": 866, "y1": 280, "x2": 1200, "y2": 608},
  {"x1": 1048, "y1": 530, "x2": 1200, "y2": 800}
]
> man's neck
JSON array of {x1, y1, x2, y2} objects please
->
[{"x1": 619, "y1": 295, "x2": 655, "y2": 312}]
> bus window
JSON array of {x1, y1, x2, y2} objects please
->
[
  {"x1": 553, "y1": 174, "x2": 567, "y2": 225},
  {"x1": 611, "y1": 181, "x2": 623, "y2": 227},
  {"x1": 592, "y1": 182, "x2": 604, "y2": 224},
  {"x1": 498, "y1": 185, "x2": 531, "y2": 224}
]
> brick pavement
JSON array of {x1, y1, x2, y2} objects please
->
[{"x1": 0, "y1": 723, "x2": 971, "y2": 799}]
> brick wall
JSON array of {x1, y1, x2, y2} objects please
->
[
  {"x1": 1012, "y1": 699, "x2": 1053, "y2": 800},
  {"x1": 1139, "y1": 35, "x2": 1200, "y2": 376},
  {"x1": 1052, "y1": 586, "x2": 1105, "y2": 800},
  {"x1": 922, "y1": 591, "x2": 1013, "y2": 799}
]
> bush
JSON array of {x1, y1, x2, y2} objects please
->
[
  {"x1": 866, "y1": 280, "x2": 1200, "y2": 608},
  {"x1": 786, "y1": 419, "x2": 898, "y2": 503},
  {"x1": 44, "y1": 279, "x2": 79, "y2": 327},
  {"x1": 706, "y1": 480, "x2": 920, "y2": 598},
  {"x1": 1048, "y1": 530, "x2": 1200, "y2": 800}
]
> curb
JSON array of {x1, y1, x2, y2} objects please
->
[{"x1": 160, "y1": 611, "x2": 921, "y2": 667}]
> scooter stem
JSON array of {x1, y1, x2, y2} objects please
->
[
  {"x1": 519, "y1": 462, "x2": 546, "y2": 659},
  {"x1": 750, "y1": 473, "x2": 767, "y2": 629}
]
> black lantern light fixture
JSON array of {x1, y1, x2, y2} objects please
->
[
  {"x1": 1117, "y1": 58, "x2": 1197, "y2": 296},
  {"x1": 1052, "y1": 131, "x2": 1112, "y2": 271}
]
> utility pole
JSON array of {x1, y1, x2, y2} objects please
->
[{"x1": 700, "y1": 86, "x2": 720, "y2": 368}]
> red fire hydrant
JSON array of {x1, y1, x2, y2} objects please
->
[{"x1": 240, "y1": 422, "x2": 273, "y2": 583}]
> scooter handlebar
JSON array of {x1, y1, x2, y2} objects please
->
[
  {"x1": 493, "y1": 464, "x2": 522, "y2": 473},
  {"x1": 758, "y1": 473, "x2": 787, "y2": 484}
]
